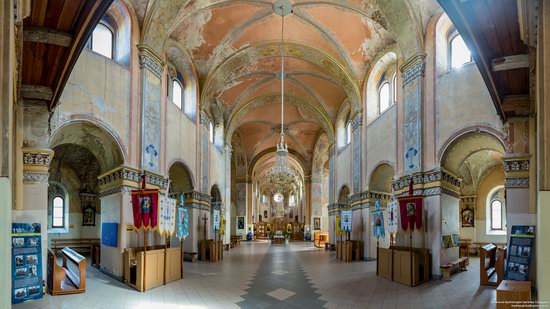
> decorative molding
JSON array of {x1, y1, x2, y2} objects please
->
[
  {"x1": 200, "y1": 109, "x2": 211, "y2": 127},
  {"x1": 400, "y1": 52, "x2": 427, "y2": 86},
  {"x1": 98, "y1": 166, "x2": 141, "y2": 187},
  {"x1": 144, "y1": 170, "x2": 169, "y2": 190},
  {"x1": 328, "y1": 145, "x2": 335, "y2": 159},
  {"x1": 99, "y1": 185, "x2": 135, "y2": 198},
  {"x1": 392, "y1": 168, "x2": 461, "y2": 197},
  {"x1": 460, "y1": 195, "x2": 477, "y2": 205},
  {"x1": 137, "y1": 44, "x2": 164, "y2": 78},
  {"x1": 23, "y1": 172, "x2": 49, "y2": 183},
  {"x1": 503, "y1": 157, "x2": 530, "y2": 172},
  {"x1": 505, "y1": 177, "x2": 529, "y2": 188},
  {"x1": 351, "y1": 112, "x2": 363, "y2": 131},
  {"x1": 22, "y1": 148, "x2": 54, "y2": 166},
  {"x1": 80, "y1": 193, "x2": 97, "y2": 202}
]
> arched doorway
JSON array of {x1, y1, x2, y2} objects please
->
[
  {"x1": 168, "y1": 161, "x2": 194, "y2": 250},
  {"x1": 368, "y1": 163, "x2": 395, "y2": 257}
]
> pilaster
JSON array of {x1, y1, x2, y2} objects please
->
[
  {"x1": 199, "y1": 109, "x2": 211, "y2": 193},
  {"x1": 400, "y1": 52, "x2": 426, "y2": 175},
  {"x1": 328, "y1": 144, "x2": 336, "y2": 203},
  {"x1": 137, "y1": 44, "x2": 164, "y2": 173},
  {"x1": 351, "y1": 112, "x2": 363, "y2": 193}
]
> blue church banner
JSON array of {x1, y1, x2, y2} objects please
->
[
  {"x1": 340, "y1": 210, "x2": 352, "y2": 232},
  {"x1": 102, "y1": 223, "x2": 119, "y2": 247},
  {"x1": 12, "y1": 223, "x2": 43, "y2": 304}
]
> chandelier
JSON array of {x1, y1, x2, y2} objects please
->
[{"x1": 268, "y1": 0, "x2": 295, "y2": 186}]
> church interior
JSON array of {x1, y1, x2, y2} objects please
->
[{"x1": 1, "y1": 0, "x2": 549, "y2": 308}]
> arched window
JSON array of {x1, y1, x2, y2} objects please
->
[
  {"x1": 172, "y1": 80, "x2": 183, "y2": 109},
  {"x1": 490, "y1": 199, "x2": 503, "y2": 230},
  {"x1": 345, "y1": 112, "x2": 352, "y2": 145},
  {"x1": 379, "y1": 82, "x2": 390, "y2": 113},
  {"x1": 52, "y1": 196, "x2": 65, "y2": 228},
  {"x1": 91, "y1": 23, "x2": 113, "y2": 59},
  {"x1": 289, "y1": 195, "x2": 296, "y2": 207},
  {"x1": 209, "y1": 121, "x2": 214, "y2": 144},
  {"x1": 449, "y1": 33, "x2": 471, "y2": 69}
]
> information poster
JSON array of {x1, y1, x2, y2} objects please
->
[
  {"x1": 11, "y1": 223, "x2": 43, "y2": 304},
  {"x1": 505, "y1": 225, "x2": 535, "y2": 281},
  {"x1": 340, "y1": 210, "x2": 352, "y2": 232}
]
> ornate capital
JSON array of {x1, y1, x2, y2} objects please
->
[
  {"x1": 22, "y1": 148, "x2": 53, "y2": 184},
  {"x1": 224, "y1": 143, "x2": 233, "y2": 154},
  {"x1": 392, "y1": 168, "x2": 461, "y2": 198},
  {"x1": 400, "y1": 52, "x2": 427, "y2": 86},
  {"x1": 503, "y1": 155, "x2": 530, "y2": 188},
  {"x1": 200, "y1": 109, "x2": 211, "y2": 127},
  {"x1": 328, "y1": 144, "x2": 335, "y2": 159},
  {"x1": 137, "y1": 44, "x2": 164, "y2": 78},
  {"x1": 351, "y1": 112, "x2": 363, "y2": 131}
]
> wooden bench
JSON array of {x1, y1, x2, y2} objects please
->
[
  {"x1": 47, "y1": 247, "x2": 86, "y2": 295},
  {"x1": 183, "y1": 252, "x2": 197, "y2": 262},
  {"x1": 51, "y1": 238, "x2": 100, "y2": 255},
  {"x1": 230, "y1": 235, "x2": 242, "y2": 248},
  {"x1": 440, "y1": 257, "x2": 469, "y2": 281}
]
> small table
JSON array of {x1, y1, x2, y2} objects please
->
[
  {"x1": 496, "y1": 280, "x2": 531, "y2": 309},
  {"x1": 271, "y1": 236, "x2": 285, "y2": 244}
]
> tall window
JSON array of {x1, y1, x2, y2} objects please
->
[
  {"x1": 490, "y1": 199, "x2": 503, "y2": 230},
  {"x1": 289, "y1": 195, "x2": 296, "y2": 207},
  {"x1": 345, "y1": 112, "x2": 352, "y2": 145},
  {"x1": 379, "y1": 82, "x2": 390, "y2": 113},
  {"x1": 450, "y1": 34, "x2": 471, "y2": 69},
  {"x1": 91, "y1": 23, "x2": 113, "y2": 59},
  {"x1": 392, "y1": 74, "x2": 397, "y2": 103},
  {"x1": 172, "y1": 80, "x2": 183, "y2": 109},
  {"x1": 52, "y1": 197, "x2": 64, "y2": 228},
  {"x1": 209, "y1": 121, "x2": 214, "y2": 143}
]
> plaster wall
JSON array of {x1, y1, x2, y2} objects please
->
[
  {"x1": 366, "y1": 106, "x2": 397, "y2": 182},
  {"x1": 335, "y1": 146, "x2": 351, "y2": 195},
  {"x1": 55, "y1": 50, "x2": 131, "y2": 152},
  {"x1": 100, "y1": 193, "x2": 122, "y2": 278},
  {"x1": 48, "y1": 213, "x2": 101, "y2": 240},
  {"x1": 0, "y1": 179, "x2": 11, "y2": 309},
  {"x1": 537, "y1": 191, "x2": 550, "y2": 302},
  {"x1": 440, "y1": 194, "x2": 459, "y2": 266},
  {"x1": 435, "y1": 63, "x2": 503, "y2": 156},
  {"x1": 165, "y1": 102, "x2": 196, "y2": 175}
]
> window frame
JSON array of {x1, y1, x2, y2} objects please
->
[
  {"x1": 171, "y1": 79, "x2": 183, "y2": 109},
  {"x1": 379, "y1": 81, "x2": 391, "y2": 114},
  {"x1": 345, "y1": 112, "x2": 352, "y2": 145},
  {"x1": 89, "y1": 22, "x2": 115, "y2": 59},
  {"x1": 490, "y1": 199, "x2": 503, "y2": 231},
  {"x1": 52, "y1": 196, "x2": 65, "y2": 229},
  {"x1": 209, "y1": 121, "x2": 214, "y2": 144},
  {"x1": 392, "y1": 74, "x2": 397, "y2": 103},
  {"x1": 448, "y1": 31, "x2": 472, "y2": 70}
]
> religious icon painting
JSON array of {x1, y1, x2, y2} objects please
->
[
  {"x1": 82, "y1": 204, "x2": 96, "y2": 226},
  {"x1": 313, "y1": 217, "x2": 321, "y2": 230},
  {"x1": 461, "y1": 207, "x2": 474, "y2": 227},
  {"x1": 406, "y1": 202, "x2": 416, "y2": 217}
]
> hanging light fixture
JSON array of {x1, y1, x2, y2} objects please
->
[{"x1": 268, "y1": 0, "x2": 295, "y2": 186}]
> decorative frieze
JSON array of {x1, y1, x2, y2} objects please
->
[
  {"x1": 23, "y1": 172, "x2": 49, "y2": 183},
  {"x1": 22, "y1": 148, "x2": 53, "y2": 166},
  {"x1": 505, "y1": 177, "x2": 530, "y2": 188},
  {"x1": 137, "y1": 44, "x2": 164, "y2": 78},
  {"x1": 98, "y1": 166, "x2": 141, "y2": 187},
  {"x1": 327, "y1": 145, "x2": 335, "y2": 159},
  {"x1": 200, "y1": 109, "x2": 212, "y2": 127},
  {"x1": 392, "y1": 168, "x2": 461, "y2": 198},
  {"x1": 351, "y1": 112, "x2": 363, "y2": 131},
  {"x1": 144, "y1": 170, "x2": 169, "y2": 190},
  {"x1": 460, "y1": 195, "x2": 477, "y2": 205},
  {"x1": 503, "y1": 157, "x2": 530, "y2": 172},
  {"x1": 99, "y1": 185, "x2": 135, "y2": 198},
  {"x1": 80, "y1": 193, "x2": 97, "y2": 202}
]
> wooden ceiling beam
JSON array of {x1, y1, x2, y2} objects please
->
[
  {"x1": 501, "y1": 94, "x2": 531, "y2": 116},
  {"x1": 492, "y1": 54, "x2": 529, "y2": 71},
  {"x1": 20, "y1": 84, "x2": 53, "y2": 101},
  {"x1": 23, "y1": 26, "x2": 73, "y2": 47}
]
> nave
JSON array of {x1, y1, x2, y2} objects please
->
[{"x1": 13, "y1": 243, "x2": 494, "y2": 309}]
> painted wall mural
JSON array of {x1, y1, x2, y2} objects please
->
[{"x1": 401, "y1": 55, "x2": 425, "y2": 175}]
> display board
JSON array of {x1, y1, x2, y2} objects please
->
[
  {"x1": 102, "y1": 223, "x2": 119, "y2": 247},
  {"x1": 11, "y1": 223, "x2": 43, "y2": 304},
  {"x1": 505, "y1": 225, "x2": 535, "y2": 281}
]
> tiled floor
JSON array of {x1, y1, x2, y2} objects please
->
[{"x1": 13, "y1": 242, "x2": 497, "y2": 308}]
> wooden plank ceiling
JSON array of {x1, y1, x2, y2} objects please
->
[
  {"x1": 21, "y1": 0, "x2": 113, "y2": 108},
  {"x1": 438, "y1": 0, "x2": 532, "y2": 121}
]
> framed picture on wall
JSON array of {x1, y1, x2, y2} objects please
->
[
  {"x1": 461, "y1": 207, "x2": 474, "y2": 227},
  {"x1": 313, "y1": 217, "x2": 321, "y2": 230},
  {"x1": 82, "y1": 204, "x2": 96, "y2": 226},
  {"x1": 237, "y1": 216, "x2": 245, "y2": 230}
]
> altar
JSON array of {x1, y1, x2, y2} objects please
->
[{"x1": 271, "y1": 236, "x2": 286, "y2": 245}]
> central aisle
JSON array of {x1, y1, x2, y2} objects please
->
[{"x1": 12, "y1": 242, "x2": 497, "y2": 309}]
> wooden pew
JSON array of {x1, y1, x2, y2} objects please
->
[
  {"x1": 51, "y1": 238, "x2": 100, "y2": 255},
  {"x1": 480, "y1": 243, "x2": 498, "y2": 286},
  {"x1": 47, "y1": 248, "x2": 86, "y2": 295},
  {"x1": 440, "y1": 257, "x2": 469, "y2": 281}
]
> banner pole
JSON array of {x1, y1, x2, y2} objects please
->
[
  {"x1": 143, "y1": 229, "x2": 147, "y2": 292},
  {"x1": 410, "y1": 229, "x2": 413, "y2": 287}
]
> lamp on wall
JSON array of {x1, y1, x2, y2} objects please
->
[{"x1": 268, "y1": 0, "x2": 295, "y2": 186}]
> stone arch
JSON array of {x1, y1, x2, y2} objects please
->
[
  {"x1": 49, "y1": 119, "x2": 125, "y2": 172},
  {"x1": 167, "y1": 161, "x2": 195, "y2": 193},
  {"x1": 364, "y1": 51, "x2": 398, "y2": 124},
  {"x1": 368, "y1": 162, "x2": 395, "y2": 193},
  {"x1": 338, "y1": 185, "x2": 350, "y2": 203}
]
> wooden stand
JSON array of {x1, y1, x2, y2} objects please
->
[
  {"x1": 497, "y1": 280, "x2": 531, "y2": 309},
  {"x1": 336, "y1": 240, "x2": 363, "y2": 261},
  {"x1": 47, "y1": 248, "x2": 86, "y2": 295},
  {"x1": 377, "y1": 246, "x2": 430, "y2": 287},
  {"x1": 480, "y1": 243, "x2": 506, "y2": 286},
  {"x1": 314, "y1": 232, "x2": 328, "y2": 248},
  {"x1": 123, "y1": 245, "x2": 182, "y2": 292}
]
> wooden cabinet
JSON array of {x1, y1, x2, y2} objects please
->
[
  {"x1": 497, "y1": 280, "x2": 531, "y2": 309},
  {"x1": 377, "y1": 246, "x2": 430, "y2": 287},
  {"x1": 123, "y1": 246, "x2": 182, "y2": 292}
]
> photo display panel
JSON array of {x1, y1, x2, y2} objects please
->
[
  {"x1": 505, "y1": 225, "x2": 535, "y2": 281},
  {"x1": 12, "y1": 223, "x2": 43, "y2": 304}
]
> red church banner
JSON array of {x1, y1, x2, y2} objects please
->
[
  {"x1": 131, "y1": 189, "x2": 159, "y2": 230},
  {"x1": 398, "y1": 196, "x2": 423, "y2": 231}
]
